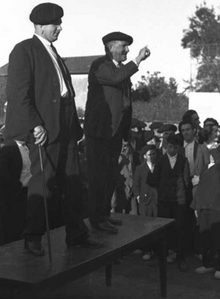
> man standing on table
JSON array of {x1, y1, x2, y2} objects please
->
[
  {"x1": 5, "y1": 3, "x2": 103, "y2": 256},
  {"x1": 84, "y1": 31, "x2": 151, "y2": 233}
]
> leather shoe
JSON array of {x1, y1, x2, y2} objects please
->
[
  {"x1": 24, "y1": 240, "x2": 45, "y2": 256},
  {"x1": 195, "y1": 266, "x2": 215, "y2": 274},
  {"x1": 91, "y1": 221, "x2": 118, "y2": 234},
  {"x1": 107, "y1": 217, "x2": 122, "y2": 226},
  {"x1": 66, "y1": 235, "x2": 104, "y2": 248}
]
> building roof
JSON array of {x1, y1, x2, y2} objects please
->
[{"x1": 0, "y1": 55, "x2": 102, "y2": 76}]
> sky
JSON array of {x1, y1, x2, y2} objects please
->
[{"x1": 1, "y1": 0, "x2": 220, "y2": 93}]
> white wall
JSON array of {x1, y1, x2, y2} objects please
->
[{"x1": 189, "y1": 92, "x2": 220, "y2": 126}]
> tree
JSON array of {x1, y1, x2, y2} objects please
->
[
  {"x1": 132, "y1": 72, "x2": 188, "y2": 123},
  {"x1": 181, "y1": 2, "x2": 220, "y2": 91}
]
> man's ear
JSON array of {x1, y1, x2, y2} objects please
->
[{"x1": 108, "y1": 44, "x2": 114, "y2": 53}]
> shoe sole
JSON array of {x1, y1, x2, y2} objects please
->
[
  {"x1": 66, "y1": 242, "x2": 104, "y2": 249},
  {"x1": 91, "y1": 224, "x2": 118, "y2": 234},
  {"x1": 24, "y1": 246, "x2": 45, "y2": 256},
  {"x1": 108, "y1": 220, "x2": 123, "y2": 226}
]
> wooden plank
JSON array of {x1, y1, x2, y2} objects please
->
[{"x1": 0, "y1": 214, "x2": 174, "y2": 298}]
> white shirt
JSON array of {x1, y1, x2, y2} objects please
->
[
  {"x1": 15, "y1": 140, "x2": 32, "y2": 187},
  {"x1": 184, "y1": 140, "x2": 195, "y2": 176},
  {"x1": 167, "y1": 153, "x2": 177, "y2": 169},
  {"x1": 147, "y1": 161, "x2": 155, "y2": 173},
  {"x1": 34, "y1": 34, "x2": 68, "y2": 96},
  {"x1": 112, "y1": 59, "x2": 139, "y2": 68}
]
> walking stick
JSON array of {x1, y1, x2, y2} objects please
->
[{"x1": 38, "y1": 144, "x2": 53, "y2": 267}]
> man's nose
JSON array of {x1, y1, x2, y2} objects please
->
[{"x1": 57, "y1": 25, "x2": 62, "y2": 31}]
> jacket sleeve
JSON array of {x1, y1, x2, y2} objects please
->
[
  {"x1": 183, "y1": 158, "x2": 191, "y2": 189},
  {"x1": 89, "y1": 59, "x2": 138, "y2": 87},
  {"x1": 6, "y1": 43, "x2": 42, "y2": 133},
  {"x1": 133, "y1": 166, "x2": 141, "y2": 198}
]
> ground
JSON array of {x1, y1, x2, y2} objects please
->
[{"x1": 43, "y1": 252, "x2": 220, "y2": 299}]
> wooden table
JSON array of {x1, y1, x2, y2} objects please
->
[{"x1": 0, "y1": 214, "x2": 174, "y2": 299}]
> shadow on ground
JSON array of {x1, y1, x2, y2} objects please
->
[{"x1": 43, "y1": 253, "x2": 220, "y2": 299}]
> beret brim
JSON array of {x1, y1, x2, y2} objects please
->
[
  {"x1": 157, "y1": 124, "x2": 177, "y2": 134},
  {"x1": 30, "y1": 3, "x2": 63, "y2": 25},
  {"x1": 102, "y1": 31, "x2": 133, "y2": 45}
]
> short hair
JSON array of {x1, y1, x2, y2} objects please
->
[
  {"x1": 182, "y1": 109, "x2": 198, "y2": 122},
  {"x1": 105, "y1": 40, "x2": 118, "y2": 55},
  {"x1": 203, "y1": 118, "x2": 219, "y2": 127}
]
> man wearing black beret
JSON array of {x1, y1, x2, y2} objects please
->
[
  {"x1": 5, "y1": 2, "x2": 103, "y2": 256},
  {"x1": 84, "y1": 31, "x2": 151, "y2": 233},
  {"x1": 157, "y1": 123, "x2": 177, "y2": 156}
]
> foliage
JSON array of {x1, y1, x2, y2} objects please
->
[
  {"x1": 181, "y1": 2, "x2": 220, "y2": 91},
  {"x1": 132, "y1": 72, "x2": 188, "y2": 123}
]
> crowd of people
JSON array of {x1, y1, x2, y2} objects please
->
[
  {"x1": 0, "y1": 2, "x2": 220, "y2": 283},
  {"x1": 109, "y1": 109, "x2": 220, "y2": 278}
]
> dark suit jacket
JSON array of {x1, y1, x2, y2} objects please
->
[
  {"x1": 133, "y1": 162, "x2": 156, "y2": 204},
  {"x1": 84, "y1": 55, "x2": 138, "y2": 139},
  {"x1": 151, "y1": 154, "x2": 190, "y2": 205},
  {"x1": 178, "y1": 141, "x2": 209, "y2": 176},
  {"x1": 0, "y1": 140, "x2": 23, "y2": 194},
  {"x1": 0, "y1": 140, "x2": 27, "y2": 243},
  {"x1": 5, "y1": 35, "x2": 82, "y2": 144}
]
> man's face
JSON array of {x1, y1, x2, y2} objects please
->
[
  {"x1": 191, "y1": 113, "x2": 200, "y2": 129},
  {"x1": 41, "y1": 19, "x2": 62, "y2": 43},
  {"x1": 162, "y1": 130, "x2": 174, "y2": 142},
  {"x1": 181, "y1": 124, "x2": 195, "y2": 143},
  {"x1": 167, "y1": 143, "x2": 179, "y2": 157},
  {"x1": 144, "y1": 149, "x2": 157, "y2": 164},
  {"x1": 110, "y1": 40, "x2": 129, "y2": 62},
  {"x1": 211, "y1": 125, "x2": 219, "y2": 142}
]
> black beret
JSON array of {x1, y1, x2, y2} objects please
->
[
  {"x1": 131, "y1": 118, "x2": 146, "y2": 129},
  {"x1": 149, "y1": 121, "x2": 164, "y2": 130},
  {"x1": 158, "y1": 124, "x2": 177, "y2": 134},
  {"x1": 143, "y1": 130, "x2": 154, "y2": 143},
  {"x1": 102, "y1": 31, "x2": 133, "y2": 45},
  {"x1": 30, "y1": 3, "x2": 63, "y2": 25},
  {"x1": 166, "y1": 134, "x2": 181, "y2": 146},
  {"x1": 140, "y1": 144, "x2": 156, "y2": 157}
]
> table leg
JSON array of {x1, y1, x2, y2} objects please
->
[
  {"x1": 105, "y1": 263, "x2": 112, "y2": 287},
  {"x1": 157, "y1": 236, "x2": 167, "y2": 298}
]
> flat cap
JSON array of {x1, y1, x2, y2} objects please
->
[
  {"x1": 158, "y1": 124, "x2": 177, "y2": 134},
  {"x1": 131, "y1": 118, "x2": 146, "y2": 129},
  {"x1": 140, "y1": 144, "x2": 156, "y2": 157},
  {"x1": 30, "y1": 3, "x2": 63, "y2": 25},
  {"x1": 149, "y1": 121, "x2": 164, "y2": 130},
  {"x1": 143, "y1": 130, "x2": 154, "y2": 143},
  {"x1": 102, "y1": 31, "x2": 133, "y2": 45},
  {"x1": 166, "y1": 134, "x2": 181, "y2": 146}
]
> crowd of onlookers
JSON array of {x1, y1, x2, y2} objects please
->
[
  {"x1": 1, "y1": 108, "x2": 220, "y2": 278},
  {"x1": 109, "y1": 109, "x2": 220, "y2": 277}
]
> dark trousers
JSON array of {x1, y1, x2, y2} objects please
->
[
  {"x1": 199, "y1": 209, "x2": 220, "y2": 270},
  {"x1": 86, "y1": 133, "x2": 122, "y2": 223},
  {"x1": 25, "y1": 97, "x2": 88, "y2": 241},
  {"x1": 86, "y1": 111, "x2": 132, "y2": 224},
  {"x1": 158, "y1": 202, "x2": 186, "y2": 261}
]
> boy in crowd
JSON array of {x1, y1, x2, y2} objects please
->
[
  {"x1": 157, "y1": 124, "x2": 177, "y2": 155},
  {"x1": 133, "y1": 144, "x2": 158, "y2": 217},
  {"x1": 150, "y1": 134, "x2": 191, "y2": 271},
  {"x1": 133, "y1": 144, "x2": 158, "y2": 260}
]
